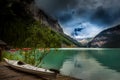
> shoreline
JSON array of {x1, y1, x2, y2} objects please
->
[
  {"x1": 0, "y1": 62, "x2": 43, "y2": 80},
  {"x1": 0, "y1": 62, "x2": 80, "y2": 80}
]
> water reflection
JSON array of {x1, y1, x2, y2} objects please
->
[{"x1": 60, "y1": 53, "x2": 120, "y2": 80}]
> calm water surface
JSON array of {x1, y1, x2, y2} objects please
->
[{"x1": 40, "y1": 48, "x2": 120, "y2": 80}]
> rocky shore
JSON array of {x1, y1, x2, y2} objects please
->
[{"x1": 0, "y1": 62, "x2": 80, "y2": 80}]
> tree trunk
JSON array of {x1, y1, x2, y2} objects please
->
[{"x1": 0, "y1": 48, "x2": 2, "y2": 61}]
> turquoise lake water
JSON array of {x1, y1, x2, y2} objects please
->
[{"x1": 39, "y1": 48, "x2": 120, "y2": 80}]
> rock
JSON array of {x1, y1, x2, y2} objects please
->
[
  {"x1": 88, "y1": 25, "x2": 120, "y2": 48},
  {"x1": 29, "y1": 2, "x2": 63, "y2": 33},
  {"x1": 56, "y1": 74, "x2": 81, "y2": 80}
]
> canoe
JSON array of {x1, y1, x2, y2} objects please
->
[{"x1": 4, "y1": 58, "x2": 56, "y2": 79}]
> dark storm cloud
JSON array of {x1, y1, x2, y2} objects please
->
[
  {"x1": 91, "y1": 7, "x2": 120, "y2": 26},
  {"x1": 35, "y1": 0, "x2": 120, "y2": 26},
  {"x1": 57, "y1": 13, "x2": 72, "y2": 23},
  {"x1": 91, "y1": 7, "x2": 112, "y2": 26},
  {"x1": 35, "y1": 0, "x2": 78, "y2": 14}
]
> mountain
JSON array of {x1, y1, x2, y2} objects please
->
[
  {"x1": 78, "y1": 38, "x2": 93, "y2": 47},
  {"x1": 88, "y1": 25, "x2": 120, "y2": 48},
  {"x1": 61, "y1": 34, "x2": 83, "y2": 47},
  {"x1": 0, "y1": 0, "x2": 81, "y2": 48}
]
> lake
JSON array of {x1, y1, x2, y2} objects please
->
[{"x1": 40, "y1": 48, "x2": 120, "y2": 80}]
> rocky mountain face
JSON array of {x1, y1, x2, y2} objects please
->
[
  {"x1": 0, "y1": 0, "x2": 63, "y2": 33},
  {"x1": 88, "y1": 25, "x2": 120, "y2": 48},
  {"x1": 29, "y1": 2, "x2": 63, "y2": 33},
  {"x1": 0, "y1": 0, "x2": 81, "y2": 47}
]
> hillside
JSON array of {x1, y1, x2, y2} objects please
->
[
  {"x1": 88, "y1": 25, "x2": 120, "y2": 48},
  {"x1": 0, "y1": 0, "x2": 81, "y2": 48}
]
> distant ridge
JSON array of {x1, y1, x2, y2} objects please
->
[{"x1": 88, "y1": 25, "x2": 120, "y2": 48}]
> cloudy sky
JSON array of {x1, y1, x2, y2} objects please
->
[{"x1": 35, "y1": 0, "x2": 120, "y2": 39}]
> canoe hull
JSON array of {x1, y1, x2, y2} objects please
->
[{"x1": 4, "y1": 58, "x2": 56, "y2": 79}]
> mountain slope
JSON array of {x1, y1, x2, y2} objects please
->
[
  {"x1": 88, "y1": 25, "x2": 120, "y2": 48},
  {"x1": 61, "y1": 34, "x2": 83, "y2": 47},
  {"x1": 0, "y1": 0, "x2": 81, "y2": 48}
]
